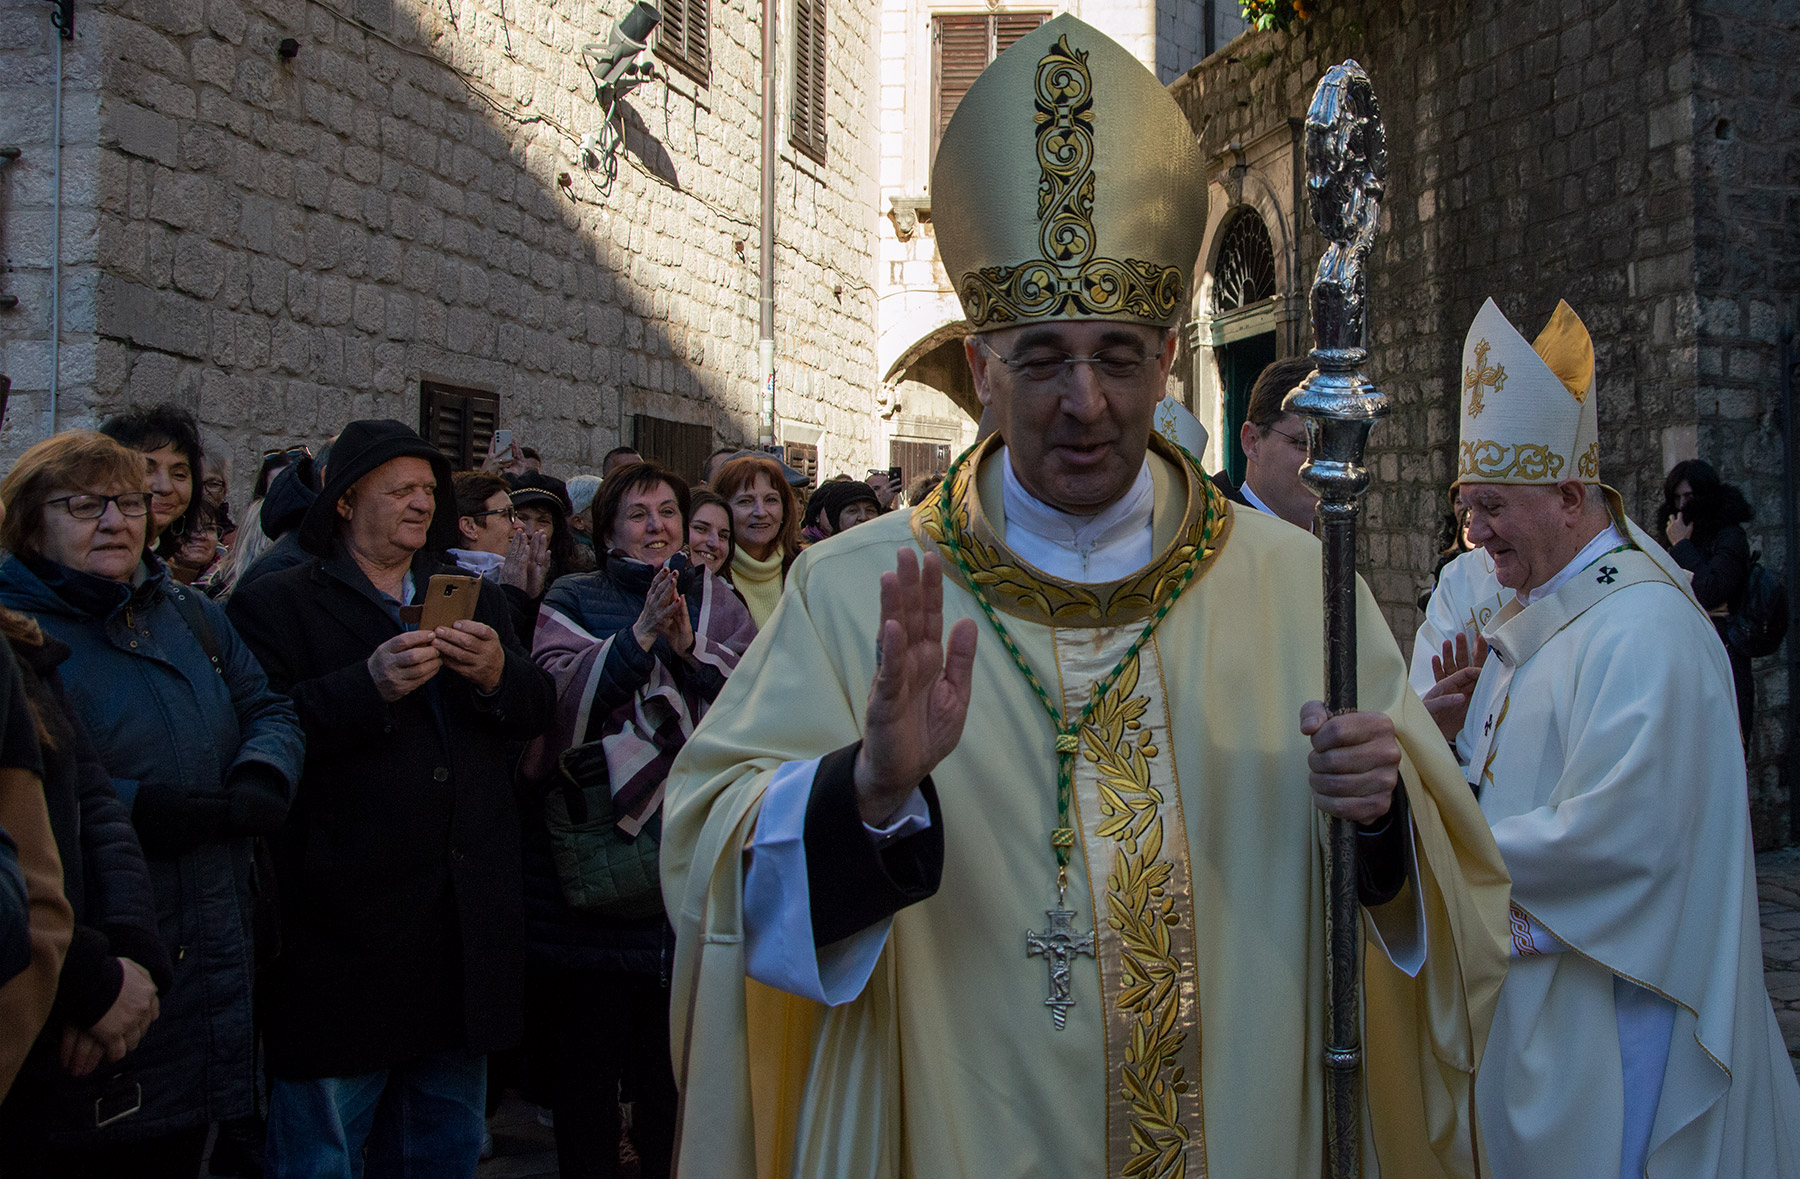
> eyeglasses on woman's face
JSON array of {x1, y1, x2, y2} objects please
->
[
  {"x1": 466, "y1": 505, "x2": 518, "y2": 523},
  {"x1": 45, "y1": 492, "x2": 154, "y2": 520}
]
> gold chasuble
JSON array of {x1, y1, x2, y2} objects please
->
[{"x1": 662, "y1": 436, "x2": 1510, "y2": 1178}]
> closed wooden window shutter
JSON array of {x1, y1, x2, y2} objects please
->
[
  {"x1": 933, "y1": 12, "x2": 1046, "y2": 159},
  {"x1": 790, "y1": 0, "x2": 828, "y2": 162},
  {"x1": 654, "y1": 0, "x2": 710, "y2": 84},
  {"x1": 783, "y1": 442, "x2": 819, "y2": 487},
  {"x1": 888, "y1": 439, "x2": 952, "y2": 494},
  {"x1": 631, "y1": 416, "x2": 715, "y2": 487},
  {"x1": 419, "y1": 382, "x2": 500, "y2": 471}
]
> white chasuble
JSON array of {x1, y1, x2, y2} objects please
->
[
  {"x1": 1463, "y1": 506, "x2": 1800, "y2": 1178},
  {"x1": 662, "y1": 435, "x2": 1511, "y2": 1179}
]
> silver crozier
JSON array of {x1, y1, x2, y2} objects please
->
[{"x1": 1282, "y1": 60, "x2": 1389, "y2": 1179}]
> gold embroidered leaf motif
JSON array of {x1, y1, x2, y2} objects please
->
[{"x1": 1084, "y1": 650, "x2": 1190, "y2": 1179}]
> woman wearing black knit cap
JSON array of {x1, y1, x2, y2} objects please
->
[
  {"x1": 1658, "y1": 458, "x2": 1756, "y2": 740},
  {"x1": 798, "y1": 479, "x2": 882, "y2": 546}
]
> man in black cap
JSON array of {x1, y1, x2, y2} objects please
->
[{"x1": 226, "y1": 420, "x2": 555, "y2": 1177}]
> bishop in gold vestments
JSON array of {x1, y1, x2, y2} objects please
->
[{"x1": 661, "y1": 17, "x2": 1510, "y2": 1178}]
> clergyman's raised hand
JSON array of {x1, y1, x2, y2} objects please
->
[
  {"x1": 853, "y1": 550, "x2": 979, "y2": 827},
  {"x1": 1424, "y1": 631, "x2": 1488, "y2": 741}
]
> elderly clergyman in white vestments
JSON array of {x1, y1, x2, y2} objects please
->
[
  {"x1": 662, "y1": 18, "x2": 1511, "y2": 1178},
  {"x1": 1428, "y1": 297, "x2": 1800, "y2": 1178}
]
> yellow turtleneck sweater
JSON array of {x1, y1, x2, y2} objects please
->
[{"x1": 731, "y1": 545, "x2": 786, "y2": 629}]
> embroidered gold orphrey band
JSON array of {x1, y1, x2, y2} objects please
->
[
  {"x1": 1056, "y1": 634, "x2": 1206, "y2": 1178},
  {"x1": 955, "y1": 35, "x2": 1187, "y2": 328}
]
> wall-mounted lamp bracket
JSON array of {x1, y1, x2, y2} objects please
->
[{"x1": 48, "y1": 0, "x2": 72, "y2": 40}]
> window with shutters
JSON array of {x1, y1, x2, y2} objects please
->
[
  {"x1": 889, "y1": 439, "x2": 953, "y2": 494},
  {"x1": 783, "y1": 442, "x2": 819, "y2": 488},
  {"x1": 932, "y1": 12, "x2": 1046, "y2": 160},
  {"x1": 419, "y1": 382, "x2": 500, "y2": 471},
  {"x1": 631, "y1": 416, "x2": 715, "y2": 487},
  {"x1": 789, "y1": 0, "x2": 828, "y2": 163},
  {"x1": 654, "y1": 0, "x2": 709, "y2": 85}
]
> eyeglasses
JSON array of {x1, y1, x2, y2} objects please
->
[
  {"x1": 201, "y1": 478, "x2": 227, "y2": 494},
  {"x1": 975, "y1": 338, "x2": 1157, "y2": 384},
  {"x1": 466, "y1": 506, "x2": 518, "y2": 523},
  {"x1": 46, "y1": 493, "x2": 153, "y2": 520},
  {"x1": 1266, "y1": 425, "x2": 1309, "y2": 449}
]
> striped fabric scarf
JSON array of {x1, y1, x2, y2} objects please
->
[{"x1": 523, "y1": 563, "x2": 756, "y2": 835}]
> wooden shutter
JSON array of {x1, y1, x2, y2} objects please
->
[
  {"x1": 654, "y1": 0, "x2": 710, "y2": 84},
  {"x1": 783, "y1": 442, "x2": 819, "y2": 487},
  {"x1": 888, "y1": 439, "x2": 952, "y2": 493},
  {"x1": 631, "y1": 416, "x2": 715, "y2": 487},
  {"x1": 419, "y1": 381, "x2": 500, "y2": 471},
  {"x1": 933, "y1": 13, "x2": 1047, "y2": 158},
  {"x1": 790, "y1": 0, "x2": 828, "y2": 162}
]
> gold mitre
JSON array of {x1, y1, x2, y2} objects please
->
[
  {"x1": 1457, "y1": 297, "x2": 1599, "y2": 485},
  {"x1": 930, "y1": 15, "x2": 1205, "y2": 332}
]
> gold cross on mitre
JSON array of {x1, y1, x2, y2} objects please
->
[{"x1": 1464, "y1": 339, "x2": 1506, "y2": 418}]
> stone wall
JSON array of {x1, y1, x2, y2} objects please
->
[
  {"x1": 1174, "y1": 0, "x2": 1800, "y2": 846},
  {"x1": 0, "y1": 0, "x2": 879, "y2": 497}
]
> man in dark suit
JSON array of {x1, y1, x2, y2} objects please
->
[{"x1": 1214, "y1": 354, "x2": 1318, "y2": 529}]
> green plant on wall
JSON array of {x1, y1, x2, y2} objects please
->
[{"x1": 1240, "y1": 0, "x2": 1310, "y2": 32}]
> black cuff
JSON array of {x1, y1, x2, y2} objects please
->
[
  {"x1": 225, "y1": 763, "x2": 291, "y2": 835},
  {"x1": 53, "y1": 926, "x2": 124, "y2": 1029},
  {"x1": 804, "y1": 742, "x2": 944, "y2": 947},
  {"x1": 105, "y1": 921, "x2": 175, "y2": 993},
  {"x1": 1356, "y1": 781, "x2": 1411, "y2": 908}
]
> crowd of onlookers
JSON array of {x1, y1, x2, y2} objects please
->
[
  {"x1": 0, "y1": 400, "x2": 939, "y2": 1179},
  {"x1": 0, "y1": 390, "x2": 1765, "y2": 1179}
]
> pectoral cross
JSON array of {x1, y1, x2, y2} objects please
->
[
  {"x1": 1464, "y1": 338, "x2": 1506, "y2": 418},
  {"x1": 1027, "y1": 906, "x2": 1095, "y2": 1030}
]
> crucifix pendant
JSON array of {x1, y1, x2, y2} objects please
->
[{"x1": 1026, "y1": 904, "x2": 1095, "y2": 1030}]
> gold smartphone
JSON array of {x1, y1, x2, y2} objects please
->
[{"x1": 417, "y1": 574, "x2": 480, "y2": 632}]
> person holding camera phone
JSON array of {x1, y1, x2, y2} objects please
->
[
  {"x1": 517, "y1": 460, "x2": 755, "y2": 1179},
  {"x1": 226, "y1": 420, "x2": 554, "y2": 1177}
]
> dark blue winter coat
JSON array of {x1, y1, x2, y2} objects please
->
[{"x1": 0, "y1": 554, "x2": 304, "y2": 1144}]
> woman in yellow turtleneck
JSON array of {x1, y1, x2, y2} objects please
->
[{"x1": 712, "y1": 456, "x2": 801, "y2": 629}]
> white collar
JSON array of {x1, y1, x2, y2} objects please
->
[
  {"x1": 999, "y1": 448, "x2": 1155, "y2": 584},
  {"x1": 449, "y1": 547, "x2": 508, "y2": 580},
  {"x1": 1240, "y1": 478, "x2": 1279, "y2": 519},
  {"x1": 1519, "y1": 523, "x2": 1627, "y2": 606}
]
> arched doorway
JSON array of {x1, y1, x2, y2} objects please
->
[{"x1": 1209, "y1": 209, "x2": 1280, "y2": 483}]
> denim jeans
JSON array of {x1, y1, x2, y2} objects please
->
[{"x1": 264, "y1": 1050, "x2": 487, "y2": 1179}]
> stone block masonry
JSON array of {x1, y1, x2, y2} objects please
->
[
  {"x1": 0, "y1": 0, "x2": 879, "y2": 495},
  {"x1": 1173, "y1": 0, "x2": 1800, "y2": 846}
]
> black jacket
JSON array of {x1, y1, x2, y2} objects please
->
[
  {"x1": 227, "y1": 547, "x2": 555, "y2": 1078},
  {"x1": 1672, "y1": 523, "x2": 1751, "y2": 614}
]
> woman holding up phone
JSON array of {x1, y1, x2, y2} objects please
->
[{"x1": 519, "y1": 461, "x2": 755, "y2": 1179}]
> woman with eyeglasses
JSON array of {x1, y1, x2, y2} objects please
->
[
  {"x1": 450, "y1": 471, "x2": 551, "y2": 641},
  {"x1": 0, "y1": 431, "x2": 304, "y2": 1176}
]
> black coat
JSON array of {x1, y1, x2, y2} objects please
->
[{"x1": 226, "y1": 547, "x2": 555, "y2": 1079}]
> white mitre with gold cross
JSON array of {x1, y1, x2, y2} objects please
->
[
  {"x1": 1456, "y1": 297, "x2": 1598, "y2": 485},
  {"x1": 1152, "y1": 398, "x2": 1210, "y2": 467}
]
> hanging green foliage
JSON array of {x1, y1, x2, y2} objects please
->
[{"x1": 1239, "y1": 0, "x2": 1311, "y2": 33}]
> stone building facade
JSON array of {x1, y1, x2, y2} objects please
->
[
  {"x1": 1172, "y1": 0, "x2": 1800, "y2": 845},
  {"x1": 0, "y1": 0, "x2": 880, "y2": 489},
  {"x1": 870, "y1": 0, "x2": 1243, "y2": 487}
]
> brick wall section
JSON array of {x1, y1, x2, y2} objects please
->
[
  {"x1": 0, "y1": 0, "x2": 878, "y2": 493},
  {"x1": 1174, "y1": 0, "x2": 1797, "y2": 846}
]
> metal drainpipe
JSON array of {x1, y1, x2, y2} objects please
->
[
  {"x1": 1782, "y1": 328, "x2": 1799, "y2": 841},
  {"x1": 757, "y1": 0, "x2": 777, "y2": 449},
  {"x1": 48, "y1": 24, "x2": 62, "y2": 433}
]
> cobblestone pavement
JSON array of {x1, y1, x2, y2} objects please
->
[
  {"x1": 476, "y1": 850, "x2": 1800, "y2": 1176},
  {"x1": 1758, "y1": 846, "x2": 1800, "y2": 1072}
]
